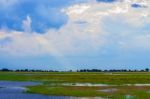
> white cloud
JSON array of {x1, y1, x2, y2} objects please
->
[
  {"x1": 119, "y1": 34, "x2": 150, "y2": 50},
  {"x1": 22, "y1": 16, "x2": 32, "y2": 32},
  {"x1": 0, "y1": 0, "x2": 150, "y2": 56}
]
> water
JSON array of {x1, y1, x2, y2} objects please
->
[
  {"x1": 99, "y1": 88, "x2": 117, "y2": 93},
  {"x1": 0, "y1": 81, "x2": 104, "y2": 99},
  {"x1": 0, "y1": 81, "x2": 71, "y2": 99},
  {"x1": 62, "y1": 83, "x2": 109, "y2": 87},
  {"x1": 0, "y1": 81, "x2": 41, "y2": 87},
  {"x1": 125, "y1": 84, "x2": 150, "y2": 86}
]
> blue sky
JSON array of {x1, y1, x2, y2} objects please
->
[{"x1": 0, "y1": 0, "x2": 150, "y2": 70}]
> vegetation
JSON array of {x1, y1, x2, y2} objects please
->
[
  {"x1": 0, "y1": 71, "x2": 150, "y2": 98},
  {"x1": 27, "y1": 85, "x2": 150, "y2": 99},
  {"x1": 0, "y1": 68, "x2": 149, "y2": 72}
]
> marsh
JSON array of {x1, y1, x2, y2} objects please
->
[{"x1": 0, "y1": 81, "x2": 71, "y2": 99}]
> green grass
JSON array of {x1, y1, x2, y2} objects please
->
[
  {"x1": 0, "y1": 72, "x2": 150, "y2": 98},
  {"x1": 0, "y1": 72, "x2": 150, "y2": 84},
  {"x1": 27, "y1": 86, "x2": 107, "y2": 97},
  {"x1": 27, "y1": 85, "x2": 150, "y2": 98}
]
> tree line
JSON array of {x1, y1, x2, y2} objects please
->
[
  {"x1": 0, "y1": 68, "x2": 149, "y2": 72},
  {"x1": 77, "y1": 68, "x2": 149, "y2": 72},
  {"x1": 0, "y1": 68, "x2": 59, "y2": 72}
]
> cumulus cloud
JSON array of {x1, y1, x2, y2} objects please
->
[
  {"x1": 0, "y1": 0, "x2": 150, "y2": 56},
  {"x1": 22, "y1": 16, "x2": 32, "y2": 32}
]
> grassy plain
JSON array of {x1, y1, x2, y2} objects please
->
[{"x1": 0, "y1": 72, "x2": 150, "y2": 98}]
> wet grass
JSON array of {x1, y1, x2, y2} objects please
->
[
  {"x1": 0, "y1": 72, "x2": 150, "y2": 98},
  {"x1": 27, "y1": 86, "x2": 106, "y2": 97},
  {"x1": 27, "y1": 85, "x2": 150, "y2": 98}
]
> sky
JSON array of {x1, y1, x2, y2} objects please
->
[{"x1": 0, "y1": 0, "x2": 150, "y2": 70}]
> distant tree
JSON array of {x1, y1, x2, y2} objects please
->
[
  {"x1": 104, "y1": 70, "x2": 108, "y2": 72},
  {"x1": 25, "y1": 69, "x2": 29, "y2": 72},
  {"x1": 145, "y1": 68, "x2": 149, "y2": 72},
  {"x1": 128, "y1": 69, "x2": 132, "y2": 72},
  {"x1": 140, "y1": 70, "x2": 145, "y2": 72},
  {"x1": 1, "y1": 68, "x2": 10, "y2": 72},
  {"x1": 69, "y1": 70, "x2": 73, "y2": 72},
  {"x1": 16, "y1": 69, "x2": 20, "y2": 72}
]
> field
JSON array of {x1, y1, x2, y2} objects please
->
[{"x1": 0, "y1": 72, "x2": 150, "y2": 99}]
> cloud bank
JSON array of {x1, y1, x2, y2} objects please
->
[{"x1": 0, "y1": 0, "x2": 150, "y2": 57}]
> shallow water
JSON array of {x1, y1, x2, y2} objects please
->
[
  {"x1": 0, "y1": 81, "x2": 41, "y2": 87},
  {"x1": 0, "y1": 81, "x2": 104, "y2": 99},
  {"x1": 0, "y1": 87, "x2": 26, "y2": 93},
  {"x1": 99, "y1": 88, "x2": 118, "y2": 93},
  {"x1": 0, "y1": 93, "x2": 71, "y2": 99},
  {"x1": 62, "y1": 83, "x2": 109, "y2": 87},
  {"x1": 0, "y1": 81, "x2": 71, "y2": 99},
  {"x1": 125, "y1": 84, "x2": 150, "y2": 86}
]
